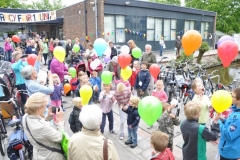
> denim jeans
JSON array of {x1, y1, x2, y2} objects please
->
[
  {"x1": 119, "y1": 107, "x2": 126, "y2": 134},
  {"x1": 159, "y1": 45, "x2": 163, "y2": 56},
  {"x1": 127, "y1": 126, "x2": 138, "y2": 145},
  {"x1": 220, "y1": 156, "x2": 237, "y2": 160},
  {"x1": 5, "y1": 50, "x2": 12, "y2": 62},
  {"x1": 16, "y1": 84, "x2": 27, "y2": 114},
  {"x1": 100, "y1": 110, "x2": 114, "y2": 133},
  {"x1": 93, "y1": 90, "x2": 100, "y2": 101}
]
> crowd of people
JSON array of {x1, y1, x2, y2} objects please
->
[{"x1": 0, "y1": 34, "x2": 239, "y2": 160}]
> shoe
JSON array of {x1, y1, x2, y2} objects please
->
[
  {"x1": 110, "y1": 130, "x2": 117, "y2": 134},
  {"x1": 125, "y1": 141, "x2": 133, "y2": 145},
  {"x1": 147, "y1": 125, "x2": 153, "y2": 129},
  {"x1": 130, "y1": 144, "x2": 137, "y2": 148},
  {"x1": 62, "y1": 108, "x2": 66, "y2": 112},
  {"x1": 119, "y1": 133, "x2": 124, "y2": 140}
]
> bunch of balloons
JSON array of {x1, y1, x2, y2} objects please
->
[
  {"x1": 182, "y1": 30, "x2": 202, "y2": 56},
  {"x1": 217, "y1": 35, "x2": 238, "y2": 67}
]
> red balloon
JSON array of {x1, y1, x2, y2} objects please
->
[
  {"x1": 12, "y1": 35, "x2": 20, "y2": 43},
  {"x1": 218, "y1": 41, "x2": 238, "y2": 67},
  {"x1": 149, "y1": 64, "x2": 160, "y2": 79},
  {"x1": 27, "y1": 54, "x2": 37, "y2": 66},
  {"x1": 118, "y1": 53, "x2": 132, "y2": 69}
]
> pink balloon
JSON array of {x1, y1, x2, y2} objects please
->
[
  {"x1": 121, "y1": 45, "x2": 130, "y2": 54},
  {"x1": 104, "y1": 47, "x2": 111, "y2": 57},
  {"x1": 90, "y1": 58, "x2": 101, "y2": 70}
]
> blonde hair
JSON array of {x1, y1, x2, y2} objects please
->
[
  {"x1": 117, "y1": 83, "x2": 126, "y2": 92},
  {"x1": 78, "y1": 71, "x2": 85, "y2": 78},
  {"x1": 80, "y1": 75, "x2": 88, "y2": 82},
  {"x1": 184, "y1": 101, "x2": 201, "y2": 119},
  {"x1": 52, "y1": 74, "x2": 60, "y2": 83},
  {"x1": 162, "y1": 102, "x2": 171, "y2": 112},
  {"x1": 191, "y1": 77, "x2": 203, "y2": 90},
  {"x1": 72, "y1": 97, "x2": 82, "y2": 107},
  {"x1": 156, "y1": 80, "x2": 164, "y2": 87},
  {"x1": 25, "y1": 92, "x2": 48, "y2": 115},
  {"x1": 127, "y1": 39, "x2": 137, "y2": 48},
  {"x1": 151, "y1": 131, "x2": 169, "y2": 152},
  {"x1": 102, "y1": 83, "x2": 112, "y2": 90},
  {"x1": 129, "y1": 96, "x2": 140, "y2": 108}
]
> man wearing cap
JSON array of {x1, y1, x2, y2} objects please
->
[{"x1": 106, "y1": 56, "x2": 121, "y2": 80}]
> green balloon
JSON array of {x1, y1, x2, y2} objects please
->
[
  {"x1": 68, "y1": 67, "x2": 76, "y2": 78},
  {"x1": 138, "y1": 96, "x2": 163, "y2": 126},
  {"x1": 73, "y1": 44, "x2": 80, "y2": 53},
  {"x1": 132, "y1": 47, "x2": 142, "y2": 59},
  {"x1": 101, "y1": 71, "x2": 112, "y2": 84}
]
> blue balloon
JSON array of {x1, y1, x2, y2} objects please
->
[{"x1": 94, "y1": 38, "x2": 107, "y2": 57}]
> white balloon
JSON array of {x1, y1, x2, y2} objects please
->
[
  {"x1": 121, "y1": 45, "x2": 130, "y2": 54},
  {"x1": 90, "y1": 58, "x2": 101, "y2": 70},
  {"x1": 104, "y1": 47, "x2": 111, "y2": 57}
]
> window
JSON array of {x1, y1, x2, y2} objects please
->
[
  {"x1": 116, "y1": 15, "x2": 125, "y2": 43},
  {"x1": 171, "y1": 19, "x2": 177, "y2": 41},
  {"x1": 185, "y1": 20, "x2": 195, "y2": 31},
  {"x1": 164, "y1": 19, "x2": 170, "y2": 40},
  {"x1": 201, "y1": 22, "x2": 209, "y2": 39},
  {"x1": 104, "y1": 15, "x2": 115, "y2": 42},
  {"x1": 155, "y1": 18, "x2": 162, "y2": 41},
  {"x1": 147, "y1": 17, "x2": 155, "y2": 41}
]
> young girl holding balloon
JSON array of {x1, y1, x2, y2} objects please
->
[{"x1": 50, "y1": 74, "x2": 64, "y2": 107}]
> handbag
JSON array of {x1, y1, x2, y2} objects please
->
[
  {"x1": 163, "y1": 43, "x2": 166, "y2": 49},
  {"x1": 103, "y1": 138, "x2": 108, "y2": 160}
]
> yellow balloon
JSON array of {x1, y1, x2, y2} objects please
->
[
  {"x1": 53, "y1": 46, "x2": 66, "y2": 62},
  {"x1": 80, "y1": 85, "x2": 93, "y2": 106},
  {"x1": 120, "y1": 66, "x2": 132, "y2": 81},
  {"x1": 211, "y1": 90, "x2": 232, "y2": 113}
]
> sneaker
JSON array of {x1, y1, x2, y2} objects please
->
[
  {"x1": 147, "y1": 125, "x2": 153, "y2": 129},
  {"x1": 119, "y1": 133, "x2": 124, "y2": 140},
  {"x1": 125, "y1": 141, "x2": 133, "y2": 145},
  {"x1": 110, "y1": 130, "x2": 117, "y2": 134},
  {"x1": 130, "y1": 144, "x2": 137, "y2": 148}
]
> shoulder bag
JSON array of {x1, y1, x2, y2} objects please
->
[{"x1": 103, "y1": 138, "x2": 108, "y2": 160}]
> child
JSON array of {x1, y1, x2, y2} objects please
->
[
  {"x1": 113, "y1": 76, "x2": 131, "y2": 91},
  {"x1": 218, "y1": 88, "x2": 240, "y2": 160},
  {"x1": 114, "y1": 82, "x2": 131, "y2": 140},
  {"x1": 74, "y1": 71, "x2": 86, "y2": 97},
  {"x1": 120, "y1": 96, "x2": 140, "y2": 148},
  {"x1": 99, "y1": 83, "x2": 117, "y2": 134},
  {"x1": 149, "y1": 131, "x2": 175, "y2": 160},
  {"x1": 135, "y1": 61, "x2": 150, "y2": 98},
  {"x1": 181, "y1": 101, "x2": 220, "y2": 160},
  {"x1": 191, "y1": 79, "x2": 211, "y2": 124},
  {"x1": 68, "y1": 97, "x2": 83, "y2": 133},
  {"x1": 129, "y1": 61, "x2": 140, "y2": 91},
  {"x1": 157, "y1": 102, "x2": 180, "y2": 151},
  {"x1": 90, "y1": 70, "x2": 101, "y2": 103},
  {"x1": 50, "y1": 74, "x2": 63, "y2": 107},
  {"x1": 152, "y1": 80, "x2": 168, "y2": 102}
]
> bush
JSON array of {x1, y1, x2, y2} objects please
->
[
  {"x1": 197, "y1": 41, "x2": 210, "y2": 64},
  {"x1": 228, "y1": 30, "x2": 236, "y2": 36},
  {"x1": 176, "y1": 50, "x2": 194, "y2": 63}
]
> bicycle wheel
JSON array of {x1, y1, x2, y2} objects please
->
[
  {"x1": 0, "y1": 134, "x2": 5, "y2": 156},
  {"x1": 204, "y1": 80, "x2": 213, "y2": 97}
]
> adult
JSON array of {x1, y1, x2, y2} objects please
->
[
  {"x1": 109, "y1": 42, "x2": 117, "y2": 59},
  {"x1": 175, "y1": 36, "x2": 182, "y2": 57},
  {"x1": 25, "y1": 39, "x2": 37, "y2": 55},
  {"x1": 4, "y1": 37, "x2": 13, "y2": 62},
  {"x1": 21, "y1": 48, "x2": 54, "y2": 96},
  {"x1": 53, "y1": 38, "x2": 62, "y2": 48},
  {"x1": 106, "y1": 56, "x2": 121, "y2": 80},
  {"x1": 85, "y1": 43, "x2": 98, "y2": 58},
  {"x1": 159, "y1": 37, "x2": 165, "y2": 57},
  {"x1": 35, "y1": 34, "x2": 43, "y2": 55},
  {"x1": 65, "y1": 39, "x2": 72, "y2": 59},
  {"x1": 22, "y1": 92, "x2": 65, "y2": 160},
  {"x1": 9, "y1": 37, "x2": 17, "y2": 50},
  {"x1": 105, "y1": 37, "x2": 110, "y2": 45},
  {"x1": 68, "y1": 105, "x2": 119, "y2": 160},
  {"x1": 48, "y1": 38, "x2": 54, "y2": 59},
  {"x1": 127, "y1": 39, "x2": 138, "y2": 66},
  {"x1": 72, "y1": 38, "x2": 84, "y2": 62},
  {"x1": 42, "y1": 38, "x2": 49, "y2": 65}
]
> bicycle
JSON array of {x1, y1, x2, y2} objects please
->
[{"x1": 0, "y1": 112, "x2": 7, "y2": 156}]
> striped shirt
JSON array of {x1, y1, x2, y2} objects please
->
[{"x1": 114, "y1": 89, "x2": 131, "y2": 106}]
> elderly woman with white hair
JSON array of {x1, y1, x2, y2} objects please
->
[
  {"x1": 21, "y1": 48, "x2": 54, "y2": 96},
  {"x1": 105, "y1": 56, "x2": 121, "y2": 80},
  {"x1": 68, "y1": 105, "x2": 120, "y2": 160},
  {"x1": 22, "y1": 92, "x2": 65, "y2": 160}
]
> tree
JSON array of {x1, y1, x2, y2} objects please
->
[
  {"x1": 197, "y1": 41, "x2": 209, "y2": 64},
  {"x1": 31, "y1": 0, "x2": 65, "y2": 10},
  {"x1": 0, "y1": 0, "x2": 31, "y2": 9},
  {"x1": 149, "y1": 0, "x2": 181, "y2": 6}
]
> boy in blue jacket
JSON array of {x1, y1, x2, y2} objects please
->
[
  {"x1": 218, "y1": 88, "x2": 240, "y2": 160},
  {"x1": 134, "y1": 61, "x2": 150, "y2": 98},
  {"x1": 90, "y1": 70, "x2": 101, "y2": 103}
]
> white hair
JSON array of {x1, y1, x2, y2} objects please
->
[
  {"x1": 79, "y1": 105, "x2": 102, "y2": 130},
  {"x1": 21, "y1": 65, "x2": 34, "y2": 80},
  {"x1": 145, "y1": 44, "x2": 152, "y2": 49}
]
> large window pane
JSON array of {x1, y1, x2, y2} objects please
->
[
  {"x1": 147, "y1": 17, "x2": 154, "y2": 29},
  {"x1": 116, "y1": 29, "x2": 125, "y2": 43},
  {"x1": 201, "y1": 22, "x2": 205, "y2": 38},
  {"x1": 155, "y1": 18, "x2": 162, "y2": 41},
  {"x1": 185, "y1": 21, "x2": 190, "y2": 30},
  {"x1": 116, "y1": 15, "x2": 125, "y2": 28},
  {"x1": 201, "y1": 22, "x2": 209, "y2": 39},
  {"x1": 104, "y1": 15, "x2": 115, "y2": 42},
  {"x1": 171, "y1": 30, "x2": 176, "y2": 41},
  {"x1": 164, "y1": 19, "x2": 170, "y2": 40},
  {"x1": 171, "y1": 19, "x2": 177, "y2": 29},
  {"x1": 147, "y1": 30, "x2": 154, "y2": 41},
  {"x1": 190, "y1": 21, "x2": 194, "y2": 30}
]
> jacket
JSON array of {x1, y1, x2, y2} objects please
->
[
  {"x1": 122, "y1": 106, "x2": 140, "y2": 128},
  {"x1": 141, "y1": 52, "x2": 157, "y2": 68},
  {"x1": 110, "y1": 47, "x2": 117, "y2": 59},
  {"x1": 50, "y1": 83, "x2": 63, "y2": 101},
  {"x1": 11, "y1": 59, "x2": 28, "y2": 85},
  {"x1": 114, "y1": 89, "x2": 131, "y2": 106},
  {"x1": 25, "y1": 46, "x2": 37, "y2": 54},
  {"x1": 50, "y1": 58, "x2": 68, "y2": 82},
  {"x1": 4, "y1": 41, "x2": 13, "y2": 51},
  {"x1": 106, "y1": 61, "x2": 121, "y2": 79},
  {"x1": 150, "y1": 148, "x2": 175, "y2": 160},
  {"x1": 69, "y1": 106, "x2": 82, "y2": 133},
  {"x1": 135, "y1": 69, "x2": 151, "y2": 91},
  {"x1": 42, "y1": 42, "x2": 49, "y2": 54},
  {"x1": 152, "y1": 90, "x2": 168, "y2": 102},
  {"x1": 68, "y1": 128, "x2": 120, "y2": 160},
  {"x1": 90, "y1": 77, "x2": 101, "y2": 91},
  {"x1": 129, "y1": 68, "x2": 140, "y2": 88},
  {"x1": 192, "y1": 95, "x2": 210, "y2": 124},
  {"x1": 175, "y1": 39, "x2": 182, "y2": 48},
  {"x1": 66, "y1": 43, "x2": 73, "y2": 57},
  {"x1": 181, "y1": 119, "x2": 219, "y2": 160},
  {"x1": 22, "y1": 114, "x2": 65, "y2": 160},
  {"x1": 218, "y1": 105, "x2": 240, "y2": 159},
  {"x1": 99, "y1": 91, "x2": 115, "y2": 114}
]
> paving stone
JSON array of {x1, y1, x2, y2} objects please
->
[{"x1": 138, "y1": 139, "x2": 151, "y2": 150}]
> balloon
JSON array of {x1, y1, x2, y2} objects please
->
[
  {"x1": 68, "y1": 67, "x2": 76, "y2": 78},
  {"x1": 104, "y1": 47, "x2": 111, "y2": 57},
  {"x1": 94, "y1": 38, "x2": 107, "y2": 57},
  {"x1": 80, "y1": 85, "x2": 93, "y2": 105},
  {"x1": 12, "y1": 35, "x2": 20, "y2": 43},
  {"x1": 63, "y1": 83, "x2": 71, "y2": 94},
  {"x1": 101, "y1": 71, "x2": 112, "y2": 84},
  {"x1": 211, "y1": 90, "x2": 232, "y2": 113},
  {"x1": 53, "y1": 46, "x2": 66, "y2": 62},
  {"x1": 182, "y1": 30, "x2": 202, "y2": 56},
  {"x1": 104, "y1": 56, "x2": 111, "y2": 63},
  {"x1": 120, "y1": 66, "x2": 132, "y2": 81},
  {"x1": 132, "y1": 47, "x2": 142, "y2": 59},
  {"x1": 149, "y1": 64, "x2": 160, "y2": 79},
  {"x1": 217, "y1": 41, "x2": 238, "y2": 67},
  {"x1": 27, "y1": 54, "x2": 37, "y2": 66},
  {"x1": 73, "y1": 44, "x2": 80, "y2": 53},
  {"x1": 118, "y1": 53, "x2": 132, "y2": 69},
  {"x1": 138, "y1": 96, "x2": 163, "y2": 126},
  {"x1": 218, "y1": 35, "x2": 235, "y2": 47},
  {"x1": 90, "y1": 58, "x2": 101, "y2": 70},
  {"x1": 120, "y1": 45, "x2": 130, "y2": 54}
]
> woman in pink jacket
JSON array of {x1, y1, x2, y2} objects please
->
[
  {"x1": 4, "y1": 37, "x2": 13, "y2": 62},
  {"x1": 50, "y1": 57, "x2": 69, "y2": 82}
]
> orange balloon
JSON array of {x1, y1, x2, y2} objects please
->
[
  {"x1": 182, "y1": 30, "x2": 202, "y2": 56},
  {"x1": 64, "y1": 83, "x2": 71, "y2": 94}
]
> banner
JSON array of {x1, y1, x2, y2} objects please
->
[{"x1": 0, "y1": 11, "x2": 56, "y2": 23}]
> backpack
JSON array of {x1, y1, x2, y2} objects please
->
[{"x1": 68, "y1": 111, "x2": 75, "y2": 124}]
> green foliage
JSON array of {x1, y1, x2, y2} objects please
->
[
  {"x1": 0, "y1": 0, "x2": 31, "y2": 9},
  {"x1": 149, "y1": 0, "x2": 181, "y2": 6},
  {"x1": 227, "y1": 30, "x2": 236, "y2": 36},
  {"x1": 31, "y1": 0, "x2": 65, "y2": 10},
  {"x1": 176, "y1": 50, "x2": 194, "y2": 63},
  {"x1": 197, "y1": 41, "x2": 210, "y2": 64}
]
